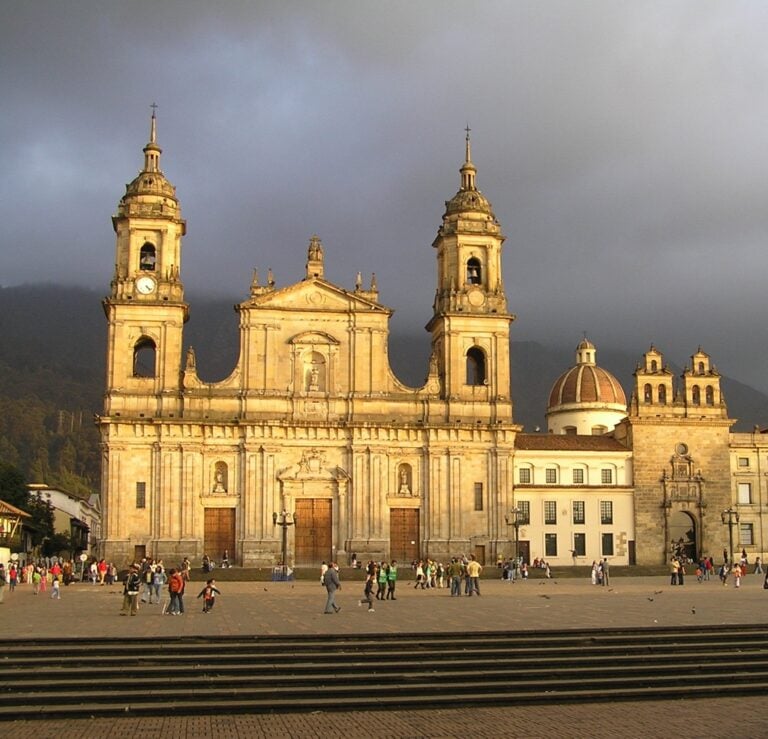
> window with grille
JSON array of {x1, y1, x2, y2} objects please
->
[
  {"x1": 738, "y1": 483, "x2": 752, "y2": 505},
  {"x1": 544, "y1": 501, "x2": 557, "y2": 525},
  {"x1": 601, "y1": 468, "x2": 613, "y2": 484},
  {"x1": 545, "y1": 468, "x2": 557, "y2": 484},
  {"x1": 601, "y1": 533, "x2": 614, "y2": 556},
  {"x1": 136, "y1": 482, "x2": 146, "y2": 509},
  {"x1": 519, "y1": 468, "x2": 531, "y2": 484},
  {"x1": 516, "y1": 501, "x2": 530, "y2": 525},
  {"x1": 574, "y1": 532, "x2": 586, "y2": 556},
  {"x1": 572, "y1": 469, "x2": 584, "y2": 484},
  {"x1": 600, "y1": 500, "x2": 613, "y2": 524},
  {"x1": 572, "y1": 501, "x2": 585, "y2": 524},
  {"x1": 545, "y1": 533, "x2": 557, "y2": 557},
  {"x1": 740, "y1": 523, "x2": 754, "y2": 546}
]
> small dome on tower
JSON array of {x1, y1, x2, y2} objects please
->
[
  {"x1": 443, "y1": 127, "x2": 495, "y2": 218},
  {"x1": 546, "y1": 339, "x2": 627, "y2": 435}
]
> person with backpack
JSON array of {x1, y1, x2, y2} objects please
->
[{"x1": 120, "y1": 565, "x2": 141, "y2": 616}]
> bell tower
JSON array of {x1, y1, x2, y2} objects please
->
[
  {"x1": 426, "y1": 129, "x2": 515, "y2": 421},
  {"x1": 103, "y1": 108, "x2": 188, "y2": 418}
]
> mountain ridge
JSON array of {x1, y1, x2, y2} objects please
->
[{"x1": 1, "y1": 284, "x2": 766, "y2": 430}]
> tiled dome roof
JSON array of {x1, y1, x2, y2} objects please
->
[
  {"x1": 548, "y1": 339, "x2": 626, "y2": 410},
  {"x1": 548, "y1": 364, "x2": 626, "y2": 408}
]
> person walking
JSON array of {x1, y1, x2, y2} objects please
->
[
  {"x1": 197, "y1": 579, "x2": 222, "y2": 613},
  {"x1": 50, "y1": 576, "x2": 61, "y2": 600},
  {"x1": 386, "y1": 560, "x2": 398, "y2": 600},
  {"x1": 151, "y1": 564, "x2": 166, "y2": 604},
  {"x1": 466, "y1": 554, "x2": 483, "y2": 596},
  {"x1": 448, "y1": 558, "x2": 462, "y2": 596},
  {"x1": 323, "y1": 562, "x2": 341, "y2": 613},
  {"x1": 733, "y1": 562, "x2": 743, "y2": 588},
  {"x1": 358, "y1": 570, "x2": 375, "y2": 612}
]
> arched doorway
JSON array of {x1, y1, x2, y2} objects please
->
[{"x1": 668, "y1": 509, "x2": 697, "y2": 561}]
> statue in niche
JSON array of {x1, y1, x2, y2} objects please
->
[
  {"x1": 399, "y1": 466, "x2": 411, "y2": 495},
  {"x1": 212, "y1": 464, "x2": 227, "y2": 493},
  {"x1": 308, "y1": 365, "x2": 320, "y2": 391}
]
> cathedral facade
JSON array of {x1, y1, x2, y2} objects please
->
[{"x1": 98, "y1": 115, "x2": 767, "y2": 569}]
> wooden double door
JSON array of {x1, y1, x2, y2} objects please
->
[
  {"x1": 204, "y1": 508, "x2": 236, "y2": 563},
  {"x1": 389, "y1": 508, "x2": 420, "y2": 563},
  {"x1": 295, "y1": 499, "x2": 332, "y2": 565}
]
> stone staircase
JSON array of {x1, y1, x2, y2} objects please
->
[{"x1": 2, "y1": 625, "x2": 767, "y2": 719}]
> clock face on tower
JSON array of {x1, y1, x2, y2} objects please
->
[{"x1": 136, "y1": 276, "x2": 157, "y2": 295}]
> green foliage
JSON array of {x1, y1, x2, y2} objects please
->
[
  {"x1": 46, "y1": 531, "x2": 74, "y2": 559},
  {"x1": 0, "y1": 462, "x2": 28, "y2": 508},
  {"x1": 25, "y1": 492, "x2": 54, "y2": 547}
]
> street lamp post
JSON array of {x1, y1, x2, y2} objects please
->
[
  {"x1": 272, "y1": 510, "x2": 297, "y2": 580},
  {"x1": 505, "y1": 508, "x2": 521, "y2": 574},
  {"x1": 721, "y1": 506, "x2": 740, "y2": 567}
]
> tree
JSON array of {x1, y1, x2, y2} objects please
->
[
  {"x1": 0, "y1": 461, "x2": 28, "y2": 509},
  {"x1": 25, "y1": 492, "x2": 54, "y2": 549}
]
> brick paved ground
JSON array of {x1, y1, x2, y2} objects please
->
[{"x1": 2, "y1": 570, "x2": 767, "y2": 737}]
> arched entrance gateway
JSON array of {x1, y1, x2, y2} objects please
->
[
  {"x1": 662, "y1": 443, "x2": 704, "y2": 562},
  {"x1": 668, "y1": 509, "x2": 697, "y2": 562}
]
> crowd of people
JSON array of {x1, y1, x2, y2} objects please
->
[
  {"x1": 0, "y1": 556, "x2": 125, "y2": 603},
  {"x1": 666, "y1": 548, "x2": 768, "y2": 589}
]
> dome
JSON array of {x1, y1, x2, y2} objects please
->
[
  {"x1": 444, "y1": 187, "x2": 494, "y2": 217},
  {"x1": 548, "y1": 363, "x2": 626, "y2": 409},
  {"x1": 546, "y1": 339, "x2": 627, "y2": 435}
]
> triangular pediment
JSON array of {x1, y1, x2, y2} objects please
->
[{"x1": 242, "y1": 278, "x2": 390, "y2": 313}]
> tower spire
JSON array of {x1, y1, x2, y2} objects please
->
[
  {"x1": 460, "y1": 125, "x2": 476, "y2": 191},
  {"x1": 143, "y1": 103, "x2": 162, "y2": 173}
]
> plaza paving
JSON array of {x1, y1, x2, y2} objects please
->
[{"x1": 2, "y1": 570, "x2": 767, "y2": 737}]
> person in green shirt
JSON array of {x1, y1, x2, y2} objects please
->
[
  {"x1": 376, "y1": 562, "x2": 389, "y2": 600},
  {"x1": 386, "y1": 560, "x2": 398, "y2": 600}
]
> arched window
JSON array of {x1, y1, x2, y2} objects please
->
[
  {"x1": 658, "y1": 384, "x2": 667, "y2": 404},
  {"x1": 466, "y1": 257, "x2": 482, "y2": 285},
  {"x1": 133, "y1": 337, "x2": 156, "y2": 378},
  {"x1": 466, "y1": 347, "x2": 486, "y2": 386},
  {"x1": 139, "y1": 242, "x2": 157, "y2": 271},
  {"x1": 591, "y1": 425, "x2": 608, "y2": 436},
  {"x1": 643, "y1": 383, "x2": 652, "y2": 403},
  {"x1": 698, "y1": 361, "x2": 705, "y2": 374},
  {"x1": 650, "y1": 360, "x2": 658, "y2": 372},
  {"x1": 705, "y1": 385, "x2": 714, "y2": 406},
  {"x1": 691, "y1": 385, "x2": 701, "y2": 405}
]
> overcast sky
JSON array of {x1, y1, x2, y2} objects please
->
[{"x1": 2, "y1": 2, "x2": 768, "y2": 394}]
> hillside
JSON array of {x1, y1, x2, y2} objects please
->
[{"x1": 0, "y1": 284, "x2": 766, "y2": 491}]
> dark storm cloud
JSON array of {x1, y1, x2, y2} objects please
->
[{"x1": 2, "y1": 2, "x2": 768, "y2": 392}]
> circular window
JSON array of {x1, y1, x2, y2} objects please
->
[{"x1": 675, "y1": 442, "x2": 688, "y2": 456}]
